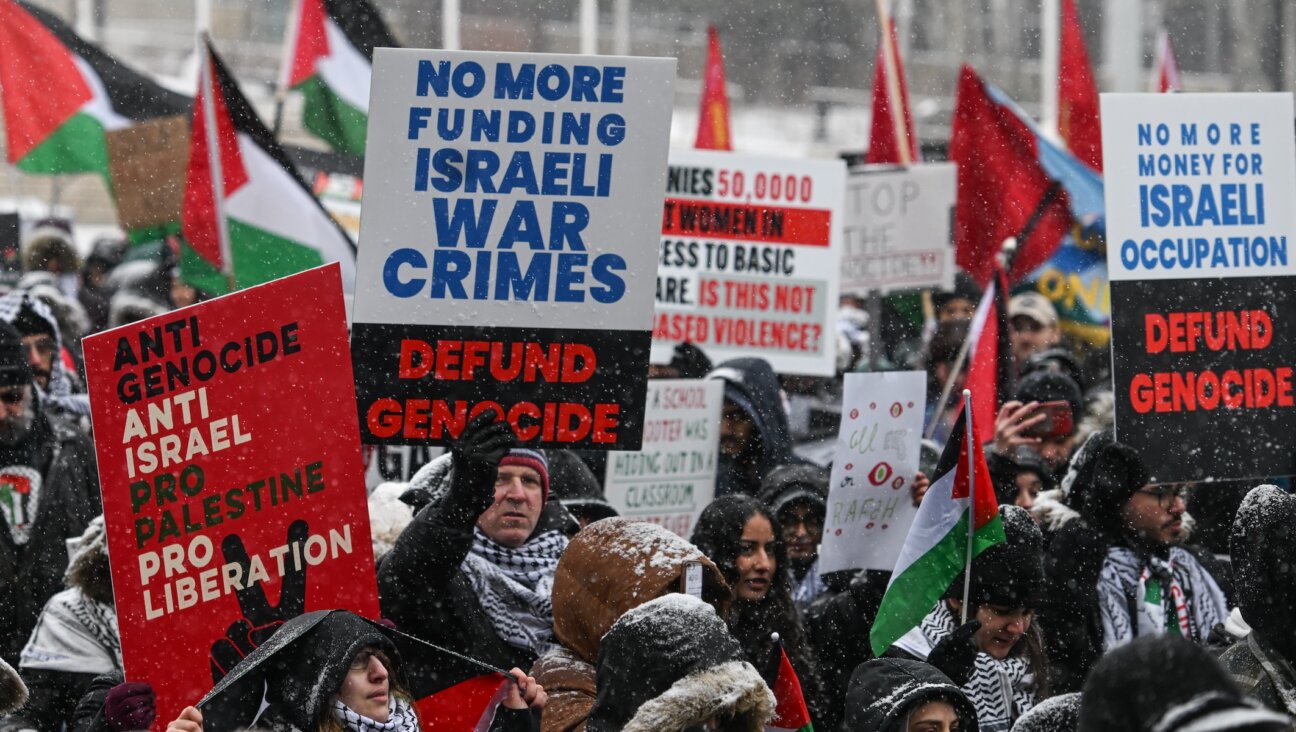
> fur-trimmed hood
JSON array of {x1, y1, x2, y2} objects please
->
[
  {"x1": 1032, "y1": 488, "x2": 1195, "y2": 539},
  {"x1": 0, "y1": 655, "x2": 27, "y2": 714},
  {"x1": 621, "y1": 660, "x2": 773, "y2": 732}
]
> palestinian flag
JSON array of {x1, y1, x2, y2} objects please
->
[
  {"x1": 765, "y1": 643, "x2": 813, "y2": 732},
  {"x1": 0, "y1": 0, "x2": 188, "y2": 180},
  {"x1": 182, "y1": 40, "x2": 356, "y2": 295},
  {"x1": 864, "y1": 18, "x2": 920, "y2": 165},
  {"x1": 869, "y1": 407, "x2": 1005, "y2": 657},
  {"x1": 962, "y1": 266, "x2": 1013, "y2": 446},
  {"x1": 282, "y1": 0, "x2": 395, "y2": 155}
]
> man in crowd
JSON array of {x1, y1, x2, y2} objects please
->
[
  {"x1": 0, "y1": 292, "x2": 90, "y2": 420},
  {"x1": 757, "y1": 464, "x2": 831, "y2": 608},
  {"x1": 1035, "y1": 430, "x2": 1229, "y2": 693},
  {"x1": 708, "y1": 357, "x2": 806, "y2": 497},
  {"x1": 0, "y1": 321, "x2": 100, "y2": 665},
  {"x1": 1008, "y1": 292, "x2": 1062, "y2": 370},
  {"x1": 377, "y1": 413, "x2": 570, "y2": 681}
]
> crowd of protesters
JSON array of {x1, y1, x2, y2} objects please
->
[{"x1": 0, "y1": 218, "x2": 1292, "y2": 732}]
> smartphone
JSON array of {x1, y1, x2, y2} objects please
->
[{"x1": 1023, "y1": 400, "x2": 1073, "y2": 439}]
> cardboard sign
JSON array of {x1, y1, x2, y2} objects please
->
[
  {"x1": 351, "y1": 49, "x2": 676, "y2": 451},
  {"x1": 105, "y1": 115, "x2": 190, "y2": 232},
  {"x1": 1102, "y1": 93, "x2": 1296, "y2": 481},
  {"x1": 652, "y1": 149, "x2": 845, "y2": 376},
  {"x1": 603, "y1": 379, "x2": 722, "y2": 537},
  {"x1": 83, "y1": 264, "x2": 379, "y2": 725},
  {"x1": 819, "y1": 372, "x2": 924, "y2": 574},
  {"x1": 841, "y1": 163, "x2": 956, "y2": 295}
]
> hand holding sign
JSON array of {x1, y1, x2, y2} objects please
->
[{"x1": 209, "y1": 520, "x2": 310, "y2": 683}]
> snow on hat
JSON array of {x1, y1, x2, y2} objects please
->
[
  {"x1": 948, "y1": 505, "x2": 1044, "y2": 609},
  {"x1": 0, "y1": 321, "x2": 31, "y2": 387},
  {"x1": 500, "y1": 448, "x2": 550, "y2": 503},
  {"x1": 1008, "y1": 291, "x2": 1058, "y2": 327},
  {"x1": 1060, "y1": 429, "x2": 1151, "y2": 537}
]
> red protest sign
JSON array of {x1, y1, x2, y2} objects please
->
[{"x1": 83, "y1": 264, "x2": 378, "y2": 727}]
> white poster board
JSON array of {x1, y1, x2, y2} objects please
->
[
  {"x1": 652, "y1": 149, "x2": 845, "y2": 376},
  {"x1": 818, "y1": 371, "x2": 925, "y2": 574},
  {"x1": 603, "y1": 379, "x2": 722, "y2": 538},
  {"x1": 841, "y1": 163, "x2": 956, "y2": 294}
]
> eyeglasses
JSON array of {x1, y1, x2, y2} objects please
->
[
  {"x1": 0, "y1": 389, "x2": 25, "y2": 405},
  {"x1": 22, "y1": 338, "x2": 55, "y2": 356},
  {"x1": 348, "y1": 649, "x2": 390, "y2": 671},
  {"x1": 1136, "y1": 486, "x2": 1190, "y2": 509}
]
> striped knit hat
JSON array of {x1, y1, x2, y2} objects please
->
[{"x1": 499, "y1": 448, "x2": 550, "y2": 503}]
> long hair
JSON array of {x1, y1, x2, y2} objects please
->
[
  {"x1": 691, "y1": 495, "x2": 819, "y2": 706},
  {"x1": 315, "y1": 649, "x2": 420, "y2": 732}
]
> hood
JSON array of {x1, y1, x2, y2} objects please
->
[
  {"x1": 1231, "y1": 485, "x2": 1296, "y2": 648},
  {"x1": 587, "y1": 594, "x2": 772, "y2": 732},
  {"x1": 708, "y1": 358, "x2": 797, "y2": 469},
  {"x1": 65, "y1": 515, "x2": 113, "y2": 604},
  {"x1": 368, "y1": 482, "x2": 415, "y2": 562},
  {"x1": 1058, "y1": 430, "x2": 1152, "y2": 538},
  {"x1": 552, "y1": 517, "x2": 730, "y2": 665},
  {"x1": 549, "y1": 449, "x2": 618, "y2": 522},
  {"x1": 757, "y1": 463, "x2": 829, "y2": 518},
  {"x1": 107, "y1": 289, "x2": 170, "y2": 329},
  {"x1": 0, "y1": 655, "x2": 27, "y2": 715},
  {"x1": 1012, "y1": 692, "x2": 1081, "y2": 732},
  {"x1": 841, "y1": 658, "x2": 979, "y2": 732},
  {"x1": 0, "y1": 289, "x2": 63, "y2": 351}
]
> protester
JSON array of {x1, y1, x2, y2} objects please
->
[
  {"x1": 1010, "y1": 693, "x2": 1080, "y2": 732},
  {"x1": 1078, "y1": 635, "x2": 1291, "y2": 732},
  {"x1": 1035, "y1": 430, "x2": 1229, "y2": 693},
  {"x1": 0, "y1": 291, "x2": 91, "y2": 420},
  {"x1": 988, "y1": 446, "x2": 1052, "y2": 514},
  {"x1": 804, "y1": 568, "x2": 891, "y2": 731},
  {"x1": 531, "y1": 518, "x2": 730, "y2": 732},
  {"x1": 932, "y1": 271, "x2": 982, "y2": 324},
  {"x1": 1007, "y1": 292, "x2": 1061, "y2": 370},
  {"x1": 1219, "y1": 485, "x2": 1296, "y2": 716},
  {"x1": 9, "y1": 517, "x2": 120, "y2": 731},
  {"x1": 0, "y1": 320, "x2": 100, "y2": 666},
  {"x1": 21, "y1": 219, "x2": 80, "y2": 298},
  {"x1": 839, "y1": 658, "x2": 979, "y2": 732},
  {"x1": 708, "y1": 358, "x2": 806, "y2": 497},
  {"x1": 584, "y1": 594, "x2": 773, "y2": 732},
  {"x1": 923, "y1": 320, "x2": 969, "y2": 448},
  {"x1": 77, "y1": 239, "x2": 126, "y2": 336},
  {"x1": 164, "y1": 610, "x2": 545, "y2": 732},
  {"x1": 756, "y1": 464, "x2": 831, "y2": 609},
  {"x1": 886, "y1": 507, "x2": 1047, "y2": 732},
  {"x1": 377, "y1": 413, "x2": 568, "y2": 680},
  {"x1": 546, "y1": 451, "x2": 617, "y2": 532},
  {"x1": 691, "y1": 494, "x2": 823, "y2": 721},
  {"x1": 992, "y1": 369, "x2": 1084, "y2": 484}
]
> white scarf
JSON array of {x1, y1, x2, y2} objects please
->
[
  {"x1": 1098, "y1": 545, "x2": 1229, "y2": 650},
  {"x1": 19, "y1": 587, "x2": 121, "y2": 674},
  {"x1": 894, "y1": 602, "x2": 1037, "y2": 732},
  {"x1": 332, "y1": 697, "x2": 420, "y2": 732},
  {"x1": 460, "y1": 527, "x2": 567, "y2": 656}
]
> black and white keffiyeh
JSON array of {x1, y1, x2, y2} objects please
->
[
  {"x1": 894, "y1": 601, "x2": 1037, "y2": 732},
  {"x1": 461, "y1": 527, "x2": 567, "y2": 656},
  {"x1": 1098, "y1": 545, "x2": 1229, "y2": 650},
  {"x1": 332, "y1": 696, "x2": 420, "y2": 732},
  {"x1": 790, "y1": 558, "x2": 829, "y2": 608},
  {"x1": 19, "y1": 587, "x2": 121, "y2": 674}
]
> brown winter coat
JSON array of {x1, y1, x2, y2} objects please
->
[{"x1": 531, "y1": 518, "x2": 731, "y2": 732}]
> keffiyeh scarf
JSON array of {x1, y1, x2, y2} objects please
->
[
  {"x1": 19, "y1": 587, "x2": 121, "y2": 674},
  {"x1": 332, "y1": 697, "x2": 420, "y2": 732},
  {"x1": 461, "y1": 527, "x2": 568, "y2": 656},
  {"x1": 1098, "y1": 545, "x2": 1229, "y2": 650},
  {"x1": 894, "y1": 601, "x2": 1037, "y2": 732}
]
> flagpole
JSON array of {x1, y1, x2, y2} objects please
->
[
  {"x1": 199, "y1": 35, "x2": 236, "y2": 292},
  {"x1": 1041, "y1": 0, "x2": 1059, "y2": 140},
  {"x1": 960, "y1": 387, "x2": 974, "y2": 625},
  {"x1": 272, "y1": 0, "x2": 304, "y2": 139},
  {"x1": 874, "y1": 0, "x2": 912, "y2": 165}
]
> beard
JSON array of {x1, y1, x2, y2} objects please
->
[{"x1": 0, "y1": 404, "x2": 35, "y2": 446}]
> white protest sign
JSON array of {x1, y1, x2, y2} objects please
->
[
  {"x1": 603, "y1": 379, "x2": 722, "y2": 538},
  {"x1": 351, "y1": 49, "x2": 676, "y2": 450},
  {"x1": 1102, "y1": 93, "x2": 1296, "y2": 282},
  {"x1": 841, "y1": 163, "x2": 956, "y2": 294},
  {"x1": 652, "y1": 149, "x2": 845, "y2": 376},
  {"x1": 818, "y1": 371, "x2": 924, "y2": 574}
]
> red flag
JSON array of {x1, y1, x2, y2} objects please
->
[
  {"x1": 962, "y1": 266, "x2": 1013, "y2": 445},
  {"x1": 1153, "y1": 29, "x2": 1182, "y2": 93},
  {"x1": 1058, "y1": 0, "x2": 1102, "y2": 171},
  {"x1": 414, "y1": 674, "x2": 510, "y2": 731},
  {"x1": 695, "y1": 24, "x2": 732, "y2": 150},
  {"x1": 949, "y1": 65, "x2": 1073, "y2": 287},
  {"x1": 765, "y1": 645, "x2": 813, "y2": 732},
  {"x1": 864, "y1": 19, "x2": 920, "y2": 164}
]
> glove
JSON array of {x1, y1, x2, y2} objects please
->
[
  {"x1": 927, "y1": 620, "x2": 981, "y2": 686},
  {"x1": 670, "y1": 341, "x2": 712, "y2": 379},
  {"x1": 445, "y1": 410, "x2": 516, "y2": 523},
  {"x1": 104, "y1": 682, "x2": 156, "y2": 732}
]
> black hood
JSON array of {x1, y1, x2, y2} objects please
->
[
  {"x1": 757, "y1": 463, "x2": 829, "y2": 519},
  {"x1": 709, "y1": 358, "x2": 799, "y2": 494},
  {"x1": 549, "y1": 449, "x2": 617, "y2": 523},
  {"x1": 1059, "y1": 430, "x2": 1150, "y2": 539},
  {"x1": 841, "y1": 658, "x2": 978, "y2": 732},
  {"x1": 1012, "y1": 692, "x2": 1081, "y2": 732},
  {"x1": 1231, "y1": 485, "x2": 1296, "y2": 653},
  {"x1": 948, "y1": 505, "x2": 1045, "y2": 609}
]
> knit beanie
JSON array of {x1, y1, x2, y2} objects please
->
[
  {"x1": 499, "y1": 448, "x2": 550, "y2": 503},
  {"x1": 0, "y1": 321, "x2": 31, "y2": 387},
  {"x1": 948, "y1": 506, "x2": 1044, "y2": 609}
]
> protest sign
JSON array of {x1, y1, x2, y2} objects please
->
[
  {"x1": 652, "y1": 149, "x2": 845, "y2": 376},
  {"x1": 1102, "y1": 93, "x2": 1296, "y2": 481},
  {"x1": 105, "y1": 115, "x2": 189, "y2": 233},
  {"x1": 840, "y1": 163, "x2": 956, "y2": 295},
  {"x1": 83, "y1": 263, "x2": 379, "y2": 726},
  {"x1": 363, "y1": 444, "x2": 444, "y2": 491},
  {"x1": 603, "y1": 379, "x2": 721, "y2": 537},
  {"x1": 351, "y1": 49, "x2": 676, "y2": 451},
  {"x1": 819, "y1": 371, "x2": 924, "y2": 574}
]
